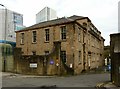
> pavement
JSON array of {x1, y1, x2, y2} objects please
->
[
  {"x1": 1, "y1": 72, "x2": 56, "y2": 78},
  {"x1": 96, "y1": 82, "x2": 120, "y2": 89},
  {"x1": 104, "y1": 82, "x2": 120, "y2": 89}
]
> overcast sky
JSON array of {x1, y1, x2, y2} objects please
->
[{"x1": 0, "y1": 0, "x2": 119, "y2": 46}]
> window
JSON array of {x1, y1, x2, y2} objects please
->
[
  {"x1": 21, "y1": 33, "x2": 24, "y2": 44},
  {"x1": 83, "y1": 22, "x2": 87, "y2": 27},
  {"x1": 61, "y1": 51, "x2": 66, "y2": 63},
  {"x1": 32, "y1": 31, "x2": 37, "y2": 43},
  {"x1": 78, "y1": 27, "x2": 81, "y2": 42},
  {"x1": 45, "y1": 51, "x2": 49, "y2": 55},
  {"x1": 32, "y1": 51, "x2": 36, "y2": 55},
  {"x1": 78, "y1": 33, "x2": 80, "y2": 42},
  {"x1": 79, "y1": 51, "x2": 81, "y2": 63},
  {"x1": 45, "y1": 29, "x2": 49, "y2": 41},
  {"x1": 61, "y1": 26, "x2": 66, "y2": 40}
]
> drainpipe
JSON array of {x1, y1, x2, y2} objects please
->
[
  {"x1": 83, "y1": 30, "x2": 86, "y2": 71},
  {"x1": 72, "y1": 23, "x2": 75, "y2": 74}
]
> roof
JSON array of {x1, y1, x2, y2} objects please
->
[
  {"x1": 110, "y1": 33, "x2": 120, "y2": 36},
  {"x1": 16, "y1": 15, "x2": 89, "y2": 32}
]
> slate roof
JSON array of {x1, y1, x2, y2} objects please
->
[{"x1": 16, "y1": 15, "x2": 89, "y2": 32}]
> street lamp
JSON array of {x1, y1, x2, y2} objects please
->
[{"x1": 0, "y1": 4, "x2": 7, "y2": 72}]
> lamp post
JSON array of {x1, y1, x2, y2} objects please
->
[{"x1": 0, "y1": 4, "x2": 7, "y2": 72}]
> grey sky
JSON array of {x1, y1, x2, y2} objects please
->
[{"x1": 0, "y1": 0, "x2": 119, "y2": 45}]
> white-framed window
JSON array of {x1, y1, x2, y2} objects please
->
[
  {"x1": 20, "y1": 33, "x2": 24, "y2": 44},
  {"x1": 32, "y1": 31, "x2": 37, "y2": 43},
  {"x1": 61, "y1": 26, "x2": 66, "y2": 40}
]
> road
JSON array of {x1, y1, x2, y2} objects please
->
[{"x1": 2, "y1": 73, "x2": 110, "y2": 88}]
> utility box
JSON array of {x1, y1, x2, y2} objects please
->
[{"x1": 110, "y1": 33, "x2": 120, "y2": 86}]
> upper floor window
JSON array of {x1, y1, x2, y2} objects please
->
[
  {"x1": 61, "y1": 26, "x2": 66, "y2": 40},
  {"x1": 78, "y1": 27, "x2": 81, "y2": 42},
  {"x1": 45, "y1": 29, "x2": 49, "y2": 42},
  {"x1": 83, "y1": 22, "x2": 87, "y2": 27},
  {"x1": 78, "y1": 33, "x2": 80, "y2": 42},
  {"x1": 32, "y1": 31, "x2": 37, "y2": 43},
  {"x1": 21, "y1": 33, "x2": 24, "y2": 44}
]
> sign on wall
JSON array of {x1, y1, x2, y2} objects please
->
[
  {"x1": 50, "y1": 60, "x2": 54, "y2": 65},
  {"x1": 30, "y1": 63, "x2": 37, "y2": 68}
]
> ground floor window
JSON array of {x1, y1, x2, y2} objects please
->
[
  {"x1": 79, "y1": 51, "x2": 81, "y2": 63},
  {"x1": 45, "y1": 51, "x2": 49, "y2": 55},
  {"x1": 32, "y1": 51, "x2": 36, "y2": 55},
  {"x1": 61, "y1": 51, "x2": 66, "y2": 63}
]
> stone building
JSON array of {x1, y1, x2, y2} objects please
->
[
  {"x1": 110, "y1": 33, "x2": 120, "y2": 86},
  {"x1": 14, "y1": 15, "x2": 104, "y2": 75}
]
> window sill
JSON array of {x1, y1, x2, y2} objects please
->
[
  {"x1": 78, "y1": 62, "x2": 82, "y2": 65},
  {"x1": 92, "y1": 61, "x2": 95, "y2": 63},
  {"x1": 20, "y1": 43, "x2": 24, "y2": 45},
  {"x1": 44, "y1": 41, "x2": 49, "y2": 43},
  {"x1": 32, "y1": 42, "x2": 37, "y2": 44},
  {"x1": 60, "y1": 39, "x2": 67, "y2": 42}
]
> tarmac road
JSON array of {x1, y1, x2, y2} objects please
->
[{"x1": 2, "y1": 72, "x2": 110, "y2": 88}]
